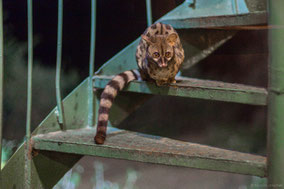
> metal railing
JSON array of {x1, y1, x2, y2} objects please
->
[
  {"x1": 0, "y1": 0, "x2": 151, "y2": 188},
  {"x1": 0, "y1": 0, "x2": 3, "y2": 184},
  {"x1": 1, "y1": 0, "x2": 284, "y2": 188},
  {"x1": 25, "y1": 0, "x2": 33, "y2": 187},
  {"x1": 0, "y1": 0, "x2": 283, "y2": 188},
  {"x1": 0, "y1": 0, "x2": 152, "y2": 184},
  {"x1": 88, "y1": 0, "x2": 96, "y2": 128},
  {"x1": 146, "y1": 0, "x2": 153, "y2": 26},
  {"x1": 55, "y1": 0, "x2": 66, "y2": 131}
]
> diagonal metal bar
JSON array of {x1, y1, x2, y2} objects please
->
[
  {"x1": 88, "y1": 0, "x2": 96, "y2": 127},
  {"x1": 146, "y1": 0, "x2": 152, "y2": 26},
  {"x1": 55, "y1": 0, "x2": 66, "y2": 130},
  {"x1": 0, "y1": 0, "x2": 3, "y2": 181},
  {"x1": 25, "y1": 0, "x2": 33, "y2": 188}
]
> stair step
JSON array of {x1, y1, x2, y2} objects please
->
[
  {"x1": 32, "y1": 127, "x2": 266, "y2": 177},
  {"x1": 160, "y1": 0, "x2": 267, "y2": 29},
  {"x1": 93, "y1": 75, "x2": 267, "y2": 106}
]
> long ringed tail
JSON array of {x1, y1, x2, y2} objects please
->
[{"x1": 94, "y1": 70, "x2": 140, "y2": 144}]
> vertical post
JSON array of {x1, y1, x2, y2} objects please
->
[
  {"x1": 55, "y1": 0, "x2": 66, "y2": 130},
  {"x1": 146, "y1": 0, "x2": 152, "y2": 27},
  {"x1": 88, "y1": 0, "x2": 96, "y2": 127},
  {"x1": 233, "y1": 0, "x2": 239, "y2": 14},
  {"x1": 0, "y1": 0, "x2": 3, "y2": 181},
  {"x1": 267, "y1": 0, "x2": 284, "y2": 188},
  {"x1": 25, "y1": 0, "x2": 33, "y2": 188}
]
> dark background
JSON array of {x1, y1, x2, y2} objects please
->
[{"x1": 3, "y1": 0, "x2": 183, "y2": 77}]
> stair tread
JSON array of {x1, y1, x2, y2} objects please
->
[
  {"x1": 160, "y1": 1, "x2": 267, "y2": 29},
  {"x1": 32, "y1": 127, "x2": 266, "y2": 177},
  {"x1": 93, "y1": 75, "x2": 268, "y2": 106}
]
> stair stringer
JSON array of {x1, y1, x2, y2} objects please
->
[{"x1": 2, "y1": 79, "x2": 89, "y2": 188}]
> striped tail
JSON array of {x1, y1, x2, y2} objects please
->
[{"x1": 94, "y1": 70, "x2": 140, "y2": 144}]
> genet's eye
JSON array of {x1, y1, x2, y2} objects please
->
[
  {"x1": 165, "y1": 52, "x2": 171, "y2": 58},
  {"x1": 152, "y1": 52, "x2": 160, "y2": 58}
]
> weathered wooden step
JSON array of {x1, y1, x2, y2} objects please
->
[
  {"x1": 32, "y1": 127, "x2": 266, "y2": 177},
  {"x1": 160, "y1": 0, "x2": 267, "y2": 29},
  {"x1": 93, "y1": 75, "x2": 268, "y2": 106}
]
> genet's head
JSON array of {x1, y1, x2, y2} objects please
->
[{"x1": 141, "y1": 33, "x2": 177, "y2": 68}]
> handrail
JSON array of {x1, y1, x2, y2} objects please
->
[
  {"x1": 146, "y1": 0, "x2": 152, "y2": 26},
  {"x1": 25, "y1": 0, "x2": 33, "y2": 188},
  {"x1": 88, "y1": 0, "x2": 96, "y2": 127},
  {"x1": 55, "y1": 0, "x2": 66, "y2": 130}
]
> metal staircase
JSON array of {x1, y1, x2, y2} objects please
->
[{"x1": 1, "y1": 0, "x2": 283, "y2": 188}]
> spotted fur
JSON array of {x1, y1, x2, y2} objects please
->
[
  {"x1": 95, "y1": 23, "x2": 184, "y2": 144},
  {"x1": 136, "y1": 22, "x2": 184, "y2": 86}
]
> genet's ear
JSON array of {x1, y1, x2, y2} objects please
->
[
  {"x1": 166, "y1": 33, "x2": 178, "y2": 46},
  {"x1": 141, "y1": 35, "x2": 154, "y2": 45}
]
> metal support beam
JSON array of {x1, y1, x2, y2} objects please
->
[
  {"x1": 146, "y1": 0, "x2": 152, "y2": 26},
  {"x1": 0, "y1": 0, "x2": 3, "y2": 183},
  {"x1": 2, "y1": 78, "x2": 89, "y2": 188},
  {"x1": 25, "y1": 0, "x2": 33, "y2": 188},
  {"x1": 88, "y1": 0, "x2": 96, "y2": 127},
  {"x1": 55, "y1": 0, "x2": 66, "y2": 130},
  {"x1": 2, "y1": 145, "x2": 82, "y2": 189},
  {"x1": 267, "y1": 0, "x2": 284, "y2": 188}
]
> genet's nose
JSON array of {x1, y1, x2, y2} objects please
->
[
  {"x1": 161, "y1": 63, "x2": 167, "y2": 67},
  {"x1": 160, "y1": 58, "x2": 167, "y2": 67}
]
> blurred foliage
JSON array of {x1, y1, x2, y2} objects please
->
[
  {"x1": 1, "y1": 139, "x2": 16, "y2": 168},
  {"x1": 3, "y1": 27, "x2": 80, "y2": 143}
]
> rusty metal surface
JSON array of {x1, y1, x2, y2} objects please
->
[
  {"x1": 93, "y1": 75, "x2": 268, "y2": 106},
  {"x1": 32, "y1": 127, "x2": 266, "y2": 177}
]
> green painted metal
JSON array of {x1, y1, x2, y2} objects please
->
[
  {"x1": 244, "y1": 0, "x2": 267, "y2": 12},
  {"x1": 2, "y1": 78, "x2": 89, "y2": 188},
  {"x1": 267, "y1": 0, "x2": 284, "y2": 187},
  {"x1": 160, "y1": 0, "x2": 267, "y2": 29},
  {"x1": 95, "y1": 38, "x2": 139, "y2": 75},
  {"x1": 1, "y1": 143, "x2": 82, "y2": 189},
  {"x1": 0, "y1": 0, "x2": 3, "y2": 182},
  {"x1": 1, "y1": 1, "x2": 274, "y2": 187},
  {"x1": 32, "y1": 127, "x2": 267, "y2": 177},
  {"x1": 178, "y1": 29, "x2": 236, "y2": 70},
  {"x1": 95, "y1": 2, "x2": 240, "y2": 76},
  {"x1": 25, "y1": 0, "x2": 33, "y2": 188},
  {"x1": 95, "y1": 90, "x2": 151, "y2": 127},
  {"x1": 33, "y1": 78, "x2": 90, "y2": 135},
  {"x1": 88, "y1": 0, "x2": 96, "y2": 127},
  {"x1": 94, "y1": 75, "x2": 268, "y2": 106},
  {"x1": 55, "y1": 0, "x2": 66, "y2": 130},
  {"x1": 95, "y1": 30, "x2": 236, "y2": 76},
  {"x1": 146, "y1": 0, "x2": 152, "y2": 27}
]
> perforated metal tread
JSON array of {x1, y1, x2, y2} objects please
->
[
  {"x1": 32, "y1": 127, "x2": 266, "y2": 177},
  {"x1": 93, "y1": 75, "x2": 268, "y2": 106}
]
